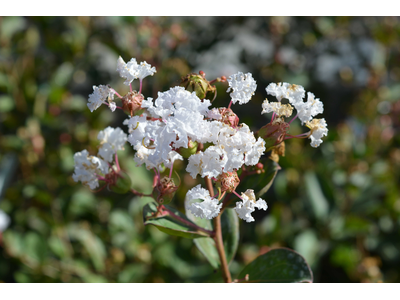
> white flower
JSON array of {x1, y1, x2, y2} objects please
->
[
  {"x1": 72, "y1": 150, "x2": 110, "y2": 190},
  {"x1": 97, "y1": 127, "x2": 127, "y2": 163},
  {"x1": 296, "y1": 92, "x2": 324, "y2": 124},
  {"x1": 87, "y1": 85, "x2": 115, "y2": 112},
  {"x1": 117, "y1": 57, "x2": 139, "y2": 86},
  {"x1": 244, "y1": 137, "x2": 266, "y2": 166},
  {"x1": 186, "y1": 185, "x2": 222, "y2": 219},
  {"x1": 0, "y1": 209, "x2": 10, "y2": 232},
  {"x1": 109, "y1": 102, "x2": 117, "y2": 112},
  {"x1": 265, "y1": 82, "x2": 305, "y2": 104},
  {"x1": 234, "y1": 189, "x2": 268, "y2": 222},
  {"x1": 117, "y1": 56, "x2": 156, "y2": 86},
  {"x1": 227, "y1": 72, "x2": 257, "y2": 105},
  {"x1": 306, "y1": 118, "x2": 328, "y2": 148},
  {"x1": 137, "y1": 61, "x2": 157, "y2": 80},
  {"x1": 261, "y1": 99, "x2": 293, "y2": 118}
]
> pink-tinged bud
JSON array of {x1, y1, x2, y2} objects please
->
[
  {"x1": 256, "y1": 162, "x2": 264, "y2": 170},
  {"x1": 179, "y1": 139, "x2": 198, "y2": 159},
  {"x1": 122, "y1": 91, "x2": 144, "y2": 116},
  {"x1": 218, "y1": 171, "x2": 240, "y2": 193},
  {"x1": 219, "y1": 108, "x2": 239, "y2": 128},
  {"x1": 257, "y1": 118, "x2": 290, "y2": 151},
  {"x1": 153, "y1": 176, "x2": 179, "y2": 205},
  {"x1": 106, "y1": 170, "x2": 132, "y2": 194},
  {"x1": 199, "y1": 70, "x2": 206, "y2": 78},
  {"x1": 220, "y1": 76, "x2": 227, "y2": 82}
]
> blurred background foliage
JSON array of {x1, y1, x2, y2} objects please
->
[{"x1": 0, "y1": 16, "x2": 399, "y2": 283}]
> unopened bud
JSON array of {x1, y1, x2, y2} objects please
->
[
  {"x1": 257, "y1": 119, "x2": 289, "y2": 151},
  {"x1": 220, "y1": 76, "x2": 227, "y2": 82},
  {"x1": 122, "y1": 91, "x2": 144, "y2": 116},
  {"x1": 108, "y1": 170, "x2": 132, "y2": 194},
  {"x1": 153, "y1": 176, "x2": 179, "y2": 205},
  {"x1": 179, "y1": 140, "x2": 198, "y2": 159},
  {"x1": 217, "y1": 171, "x2": 240, "y2": 193},
  {"x1": 180, "y1": 73, "x2": 215, "y2": 100}
]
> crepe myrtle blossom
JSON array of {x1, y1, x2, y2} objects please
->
[
  {"x1": 261, "y1": 82, "x2": 328, "y2": 148},
  {"x1": 226, "y1": 72, "x2": 257, "y2": 105},
  {"x1": 0, "y1": 209, "x2": 10, "y2": 232},
  {"x1": 186, "y1": 184, "x2": 222, "y2": 219},
  {"x1": 233, "y1": 189, "x2": 268, "y2": 223},
  {"x1": 87, "y1": 85, "x2": 116, "y2": 112},
  {"x1": 306, "y1": 118, "x2": 328, "y2": 148},
  {"x1": 97, "y1": 127, "x2": 128, "y2": 163},
  {"x1": 117, "y1": 56, "x2": 156, "y2": 86},
  {"x1": 72, "y1": 150, "x2": 110, "y2": 190}
]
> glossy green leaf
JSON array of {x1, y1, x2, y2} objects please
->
[
  {"x1": 143, "y1": 202, "x2": 210, "y2": 239},
  {"x1": 237, "y1": 248, "x2": 313, "y2": 283},
  {"x1": 186, "y1": 207, "x2": 239, "y2": 269}
]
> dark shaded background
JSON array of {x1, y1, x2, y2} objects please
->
[{"x1": 0, "y1": 16, "x2": 399, "y2": 282}]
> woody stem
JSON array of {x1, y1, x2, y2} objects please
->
[{"x1": 205, "y1": 176, "x2": 232, "y2": 283}]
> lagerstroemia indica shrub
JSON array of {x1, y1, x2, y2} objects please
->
[{"x1": 72, "y1": 56, "x2": 328, "y2": 283}]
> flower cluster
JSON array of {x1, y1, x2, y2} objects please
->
[
  {"x1": 262, "y1": 82, "x2": 328, "y2": 148},
  {"x1": 74, "y1": 57, "x2": 329, "y2": 224},
  {"x1": 72, "y1": 127, "x2": 127, "y2": 190}
]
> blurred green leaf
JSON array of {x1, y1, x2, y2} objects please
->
[
  {"x1": 67, "y1": 224, "x2": 106, "y2": 272},
  {"x1": 23, "y1": 232, "x2": 48, "y2": 264},
  {"x1": 186, "y1": 208, "x2": 239, "y2": 269},
  {"x1": 237, "y1": 248, "x2": 313, "y2": 283},
  {"x1": 143, "y1": 202, "x2": 210, "y2": 239},
  {"x1": 304, "y1": 171, "x2": 329, "y2": 220},
  {"x1": 257, "y1": 159, "x2": 280, "y2": 197}
]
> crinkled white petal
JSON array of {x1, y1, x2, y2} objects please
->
[
  {"x1": 244, "y1": 137, "x2": 266, "y2": 166},
  {"x1": 296, "y1": 92, "x2": 324, "y2": 124},
  {"x1": 97, "y1": 127, "x2": 127, "y2": 163},
  {"x1": 265, "y1": 82, "x2": 305, "y2": 105},
  {"x1": 117, "y1": 56, "x2": 139, "y2": 86},
  {"x1": 137, "y1": 61, "x2": 156, "y2": 80},
  {"x1": 234, "y1": 189, "x2": 268, "y2": 223},
  {"x1": 87, "y1": 85, "x2": 114, "y2": 112},
  {"x1": 306, "y1": 118, "x2": 328, "y2": 148},
  {"x1": 227, "y1": 72, "x2": 257, "y2": 105},
  {"x1": 72, "y1": 150, "x2": 109, "y2": 190},
  {"x1": 186, "y1": 184, "x2": 222, "y2": 220}
]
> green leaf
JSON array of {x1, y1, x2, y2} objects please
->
[
  {"x1": 67, "y1": 224, "x2": 106, "y2": 272},
  {"x1": 143, "y1": 202, "x2": 210, "y2": 239},
  {"x1": 304, "y1": 171, "x2": 329, "y2": 220},
  {"x1": 256, "y1": 159, "x2": 280, "y2": 197},
  {"x1": 237, "y1": 248, "x2": 313, "y2": 283},
  {"x1": 186, "y1": 207, "x2": 239, "y2": 269}
]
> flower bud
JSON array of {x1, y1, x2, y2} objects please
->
[
  {"x1": 217, "y1": 171, "x2": 240, "y2": 193},
  {"x1": 257, "y1": 118, "x2": 289, "y2": 151},
  {"x1": 122, "y1": 91, "x2": 144, "y2": 116},
  {"x1": 180, "y1": 72, "x2": 214, "y2": 100},
  {"x1": 179, "y1": 139, "x2": 198, "y2": 159},
  {"x1": 152, "y1": 176, "x2": 179, "y2": 205},
  {"x1": 108, "y1": 170, "x2": 132, "y2": 194}
]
